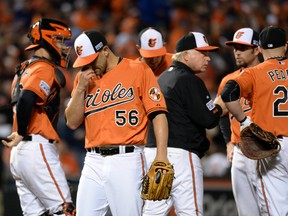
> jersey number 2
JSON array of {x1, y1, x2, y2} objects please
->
[{"x1": 274, "y1": 85, "x2": 288, "y2": 116}]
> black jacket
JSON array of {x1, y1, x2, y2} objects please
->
[{"x1": 146, "y1": 61, "x2": 222, "y2": 158}]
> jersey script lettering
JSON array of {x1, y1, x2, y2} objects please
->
[{"x1": 84, "y1": 82, "x2": 135, "y2": 116}]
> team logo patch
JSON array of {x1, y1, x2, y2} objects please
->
[
  {"x1": 235, "y1": 31, "x2": 244, "y2": 39},
  {"x1": 76, "y1": 45, "x2": 83, "y2": 56},
  {"x1": 148, "y1": 38, "x2": 157, "y2": 47},
  {"x1": 203, "y1": 35, "x2": 209, "y2": 44},
  {"x1": 206, "y1": 99, "x2": 215, "y2": 111},
  {"x1": 39, "y1": 80, "x2": 50, "y2": 96},
  {"x1": 149, "y1": 87, "x2": 161, "y2": 101}
]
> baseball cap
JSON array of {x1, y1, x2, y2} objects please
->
[
  {"x1": 138, "y1": 27, "x2": 166, "y2": 58},
  {"x1": 175, "y1": 32, "x2": 219, "y2": 52},
  {"x1": 225, "y1": 28, "x2": 259, "y2": 47},
  {"x1": 73, "y1": 30, "x2": 107, "y2": 68},
  {"x1": 259, "y1": 26, "x2": 286, "y2": 49}
]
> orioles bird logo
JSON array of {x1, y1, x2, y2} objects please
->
[
  {"x1": 76, "y1": 45, "x2": 83, "y2": 56},
  {"x1": 203, "y1": 36, "x2": 209, "y2": 44},
  {"x1": 235, "y1": 32, "x2": 244, "y2": 39},
  {"x1": 148, "y1": 38, "x2": 157, "y2": 47}
]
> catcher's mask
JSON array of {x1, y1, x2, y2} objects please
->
[{"x1": 25, "y1": 18, "x2": 72, "y2": 68}]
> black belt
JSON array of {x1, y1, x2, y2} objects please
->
[
  {"x1": 86, "y1": 146, "x2": 135, "y2": 155},
  {"x1": 23, "y1": 135, "x2": 55, "y2": 144}
]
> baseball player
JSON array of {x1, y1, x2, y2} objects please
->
[
  {"x1": 1, "y1": 18, "x2": 76, "y2": 215},
  {"x1": 216, "y1": 27, "x2": 262, "y2": 215},
  {"x1": 136, "y1": 27, "x2": 173, "y2": 77},
  {"x1": 221, "y1": 26, "x2": 288, "y2": 215},
  {"x1": 65, "y1": 30, "x2": 169, "y2": 216},
  {"x1": 143, "y1": 32, "x2": 226, "y2": 216}
]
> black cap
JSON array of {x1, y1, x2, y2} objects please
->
[
  {"x1": 259, "y1": 26, "x2": 286, "y2": 49},
  {"x1": 175, "y1": 32, "x2": 219, "y2": 53}
]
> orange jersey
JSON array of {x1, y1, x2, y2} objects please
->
[
  {"x1": 234, "y1": 59, "x2": 288, "y2": 136},
  {"x1": 12, "y1": 60, "x2": 62, "y2": 142},
  {"x1": 136, "y1": 53, "x2": 173, "y2": 77},
  {"x1": 71, "y1": 58, "x2": 167, "y2": 148},
  {"x1": 218, "y1": 69, "x2": 252, "y2": 144}
]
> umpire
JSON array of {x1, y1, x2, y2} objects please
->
[{"x1": 143, "y1": 32, "x2": 226, "y2": 216}]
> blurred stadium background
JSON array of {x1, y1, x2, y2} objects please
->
[{"x1": 1, "y1": 0, "x2": 288, "y2": 215}]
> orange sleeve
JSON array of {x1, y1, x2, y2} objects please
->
[
  {"x1": 233, "y1": 69, "x2": 255, "y2": 99},
  {"x1": 138, "y1": 62, "x2": 167, "y2": 115},
  {"x1": 22, "y1": 63, "x2": 55, "y2": 104},
  {"x1": 217, "y1": 70, "x2": 241, "y2": 96}
]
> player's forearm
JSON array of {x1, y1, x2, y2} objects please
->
[
  {"x1": 65, "y1": 88, "x2": 85, "y2": 129},
  {"x1": 16, "y1": 90, "x2": 37, "y2": 136},
  {"x1": 219, "y1": 114, "x2": 231, "y2": 144},
  {"x1": 152, "y1": 113, "x2": 168, "y2": 161},
  {"x1": 225, "y1": 101, "x2": 246, "y2": 122}
]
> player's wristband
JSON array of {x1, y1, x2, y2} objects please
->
[
  {"x1": 240, "y1": 116, "x2": 252, "y2": 131},
  {"x1": 240, "y1": 116, "x2": 247, "y2": 124},
  {"x1": 214, "y1": 104, "x2": 223, "y2": 117}
]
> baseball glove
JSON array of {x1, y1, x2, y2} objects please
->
[
  {"x1": 240, "y1": 123, "x2": 281, "y2": 160},
  {"x1": 141, "y1": 160, "x2": 174, "y2": 201}
]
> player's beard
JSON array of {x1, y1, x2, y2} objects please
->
[
  {"x1": 236, "y1": 59, "x2": 248, "y2": 68},
  {"x1": 94, "y1": 66, "x2": 106, "y2": 78}
]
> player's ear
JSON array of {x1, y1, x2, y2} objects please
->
[
  {"x1": 136, "y1": 44, "x2": 140, "y2": 50},
  {"x1": 284, "y1": 42, "x2": 288, "y2": 52},
  {"x1": 258, "y1": 46, "x2": 263, "y2": 54},
  {"x1": 101, "y1": 46, "x2": 110, "y2": 57},
  {"x1": 253, "y1": 46, "x2": 260, "y2": 56}
]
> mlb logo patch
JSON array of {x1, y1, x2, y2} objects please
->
[
  {"x1": 39, "y1": 80, "x2": 50, "y2": 96},
  {"x1": 206, "y1": 99, "x2": 215, "y2": 111}
]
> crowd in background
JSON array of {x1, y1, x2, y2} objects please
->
[{"x1": 1, "y1": 0, "x2": 288, "y2": 187}]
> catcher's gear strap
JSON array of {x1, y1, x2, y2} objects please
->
[
  {"x1": 11, "y1": 56, "x2": 57, "y2": 106},
  {"x1": 221, "y1": 80, "x2": 240, "y2": 102},
  {"x1": 54, "y1": 68, "x2": 66, "y2": 88}
]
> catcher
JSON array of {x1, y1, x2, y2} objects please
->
[
  {"x1": 1, "y1": 18, "x2": 76, "y2": 216},
  {"x1": 221, "y1": 26, "x2": 288, "y2": 215}
]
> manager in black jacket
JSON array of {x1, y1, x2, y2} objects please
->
[{"x1": 143, "y1": 32, "x2": 226, "y2": 216}]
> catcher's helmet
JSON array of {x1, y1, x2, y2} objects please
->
[{"x1": 25, "y1": 18, "x2": 72, "y2": 68}]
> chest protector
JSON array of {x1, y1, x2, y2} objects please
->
[{"x1": 11, "y1": 56, "x2": 66, "y2": 129}]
